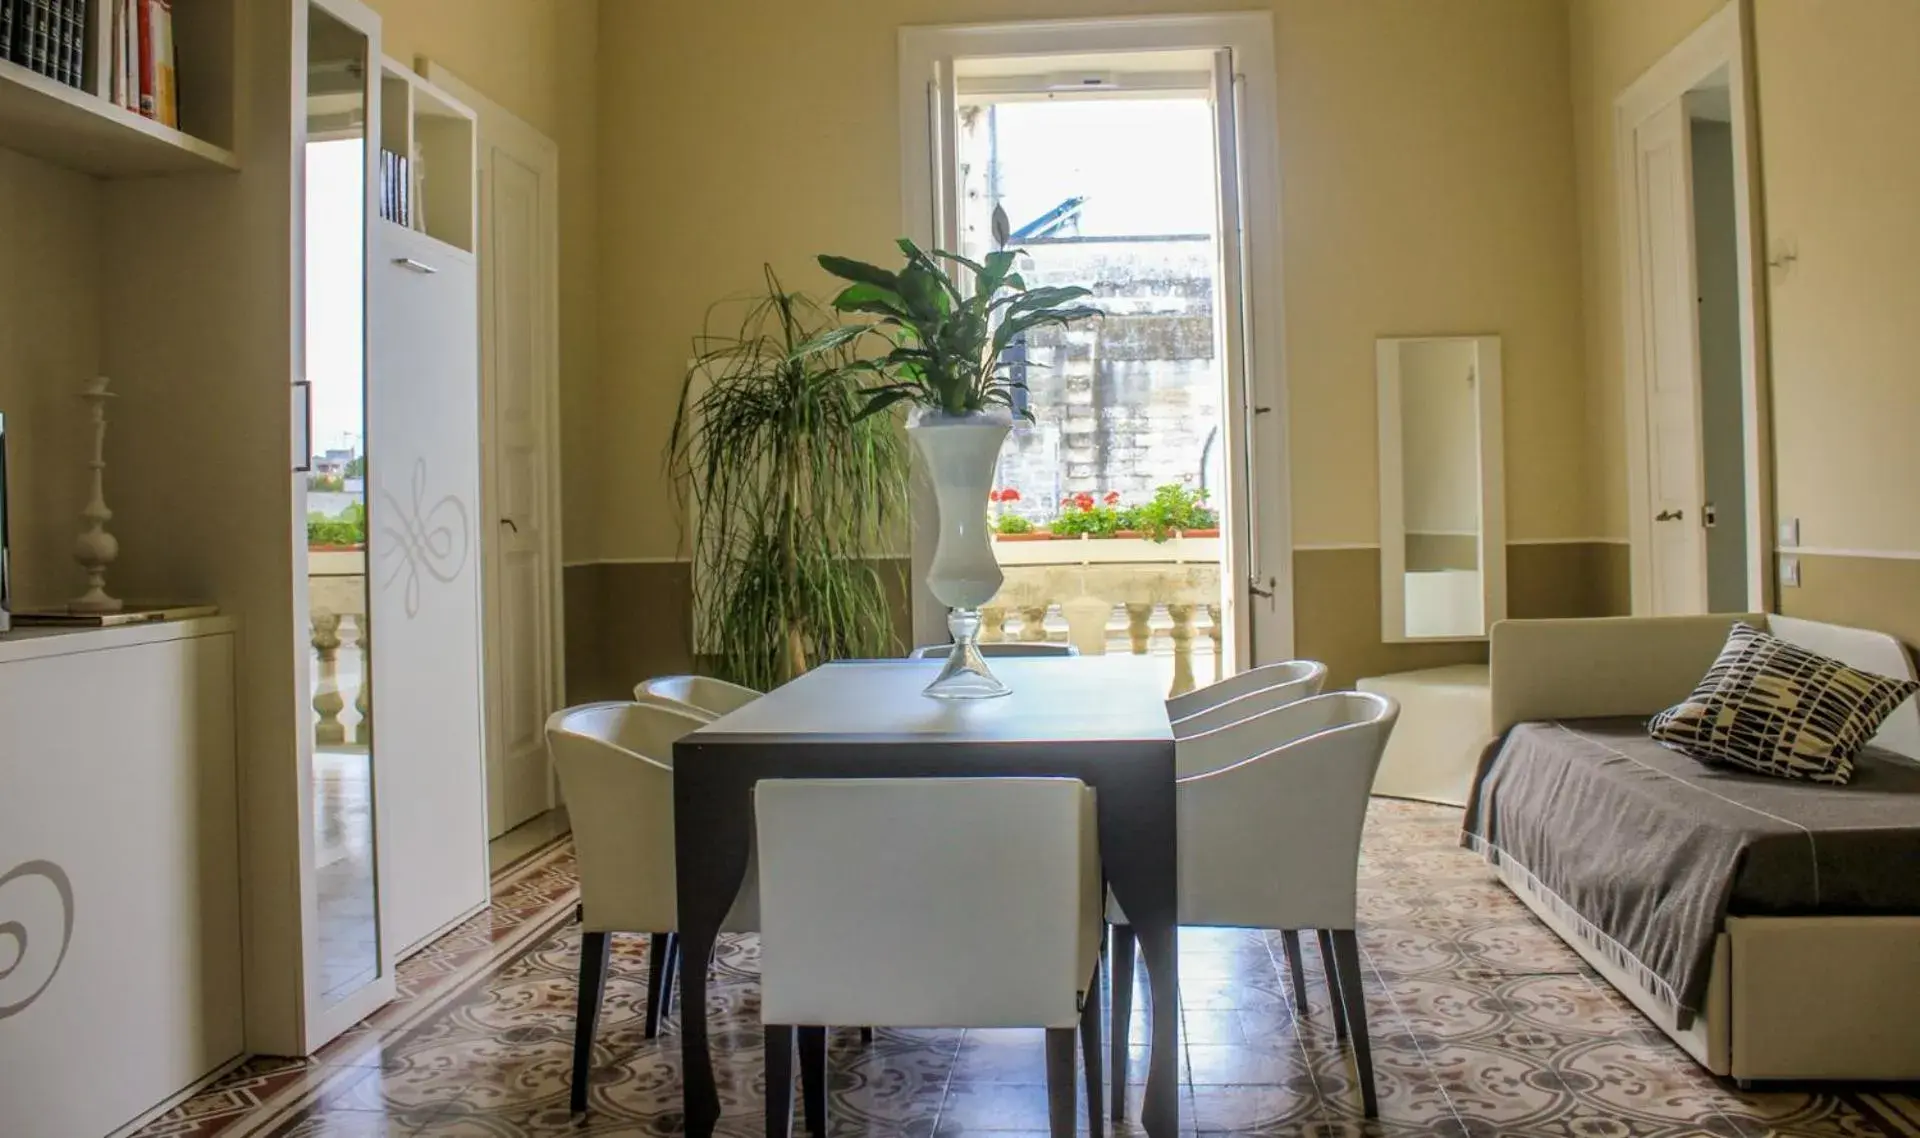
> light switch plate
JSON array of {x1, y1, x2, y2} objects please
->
[
  {"x1": 1778, "y1": 517, "x2": 1800, "y2": 548},
  {"x1": 1780, "y1": 555, "x2": 1801, "y2": 588}
]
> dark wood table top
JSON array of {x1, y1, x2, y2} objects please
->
[{"x1": 688, "y1": 655, "x2": 1175, "y2": 746}]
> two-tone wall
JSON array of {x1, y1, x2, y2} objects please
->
[{"x1": 573, "y1": 0, "x2": 1611, "y2": 694}]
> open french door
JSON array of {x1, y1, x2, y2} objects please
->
[{"x1": 902, "y1": 18, "x2": 1293, "y2": 670}]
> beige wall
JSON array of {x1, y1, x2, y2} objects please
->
[
  {"x1": 1755, "y1": 0, "x2": 1920, "y2": 558},
  {"x1": 0, "y1": 151, "x2": 98, "y2": 607},
  {"x1": 1572, "y1": 0, "x2": 1920, "y2": 649},
  {"x1": 364, "y1": 0, "x2": 602, "y2": 562},
  {"x1": 596, "y1": 0, "x2": 1592, "y2": 567}
]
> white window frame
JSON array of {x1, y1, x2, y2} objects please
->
[{"x1": 897, "y1": 13, "x2": 1293, "y2": 665}]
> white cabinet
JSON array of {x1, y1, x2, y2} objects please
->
[
  {"x1": 0, "y1": 622, "x2": 242, "y2": 1138},
  {"x1": 369, "y1": 221, "x2": 489, "y2": 954}
]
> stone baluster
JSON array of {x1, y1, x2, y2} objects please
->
[
  {"x1": 1206, "y1": 604, "x2": 1224, "y2": 683},
  {"x1": 1166, "y1": 603, "x2": 1198, "y2": 697},
  {"x1": 312, "y1": 611, "x2": 345, "y2": 746},
  {"x1": 1018, "y1": 605, "x2": 1051, "y2": 643},
  {"x1": 352, "y1": 614, "x2": 372, "y2": 747},
  {"x1": 980, "y1": 605, "x2": 1008, "y2": 644},
  {"x1": 1061, "y1": 595, "x2": 1112, "y2": 656},
  {"x1": 1126, "y1": 603, "x2": 1154, "y2": 656}
]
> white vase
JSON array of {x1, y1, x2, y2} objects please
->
[{"x1": 907, "y1": 406, "x2": 1011, "y2": 699}]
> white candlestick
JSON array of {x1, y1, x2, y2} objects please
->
[{"x1": 70, "y1": 376, "x2": 121, "y2": 614}]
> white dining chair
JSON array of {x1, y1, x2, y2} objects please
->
[
  {"x1": 908, "y1": 641, "x2": 1079, "y2": 659},
  {"x1": 545, "y1": 701, "x2": 759, "y2": 1115},
  {"x1": 1109, "y1": 691, "x2": 1398, "y2": 1120},
  {"x1": 755, "y1": 777, "x2": 1106, "y2": 1138},
  {"x1": 634, "y1": 673, "x2": 761, "y2": 720},
  {"x1": 1164, "y1": 659, "x2": 1327, "y2": 734}
]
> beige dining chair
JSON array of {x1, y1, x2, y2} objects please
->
[
  {"x1": 634, "y1": 674, "x2": 761, "y2": 720},
  {"x1": 545, "y1": 701, "x2": 758, "y2": 1115},
  {"x1": 1109, "y1": 691, "x2": 1399, "y2": 1120},
  {"x1": 756, "y1": 776, "x2": 1106, "y2": 1138}
]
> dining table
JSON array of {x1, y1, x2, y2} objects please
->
[{"x1": 672, "y1": 654, "x2": 1181, "y2": 1137}]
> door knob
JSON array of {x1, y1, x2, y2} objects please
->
[{"x1": 1655, "y1": 508, "x2": 1684, "y2": 522}]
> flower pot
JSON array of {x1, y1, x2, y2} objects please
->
[{"x1": 907, "y1": 406, "x2": 1012, "y2": 699}]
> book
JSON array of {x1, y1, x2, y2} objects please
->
[
  {"x1": 152, "y1": 0, "x2": 173, "y2": 126},
  {"x1": 10, "y1": 603, "x2": 220, "y2": 627},
  {"x1": 108, "y1": 0, "x2": 123, "y2": 106},
  {"x1": 120, "y1": 0, "x2": 135, "y2": 110},
  {"x1": 30, "y1": 0, "x2": 51, "y2": 76},
  {"x1": 135, "y1": 0, "x2": 151, "y2": 116},
  {"x1": 66, "y1": 0, "x2": 82, "y2": 89},
  {"x1": 53, "y1": 0, "x2": 72, "y2": 86}
]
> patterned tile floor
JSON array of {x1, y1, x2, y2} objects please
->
[{"x1": 136, "y1": 800, "x2": 1916, "y2": 1138}]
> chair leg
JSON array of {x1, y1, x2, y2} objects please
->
[
  {"x1": 571, "y1": 930, "x2": 611, "y2": 1115},
  {"x1": 765, "y1": 1025, "x2": 797, "y2": 1138},
  {"x1": 1080, "y1": 985, "x2": 1106, "y2": 1138},
  {"x1": 1280, "y1": 930, "x2": 1309, "y2": 1013},
  {"x1": 797, "y1": 1026, "x2": 828, "y2": 1137},
  {"x1": 643, "y1": 932, "x2": 671, "y2": 1040},
  {"x1": 1329, "y1": 930, "x2": 1378, "y2": 1119},
  {"x1": 664, "y1": 933, "x2": 681, "y2": 1017},
  {"x1": 1318, "y1": 929, "x2": 1347, "y2": 1041},
  {"x1": 1045, "y1": 1026, "x2": 1078, "y2": 1138},
  {"x1": 1108, "y1": 923, "x2": 1134, "y2": 1122}
]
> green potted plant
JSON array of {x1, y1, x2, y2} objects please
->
[
  {"x1": 668, "y1": 267, "x2": 908, "y2": 690},
  {"x1": 816, "y1": 238, "x2": 1099, "y2": 698}
]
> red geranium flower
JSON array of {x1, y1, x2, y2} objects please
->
[
  {"x1": 1002, "y1": 488, "x2": 1021, "y2": 503},
  {"x1": 1103, "y1": 491, "x2": 1121, "y2": 505}
]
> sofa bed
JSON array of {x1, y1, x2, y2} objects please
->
[{"x1": 1464, "y1": 613, "x2": 1920, "y2": 1084}]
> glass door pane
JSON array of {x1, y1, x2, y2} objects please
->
[{"x1": 303, "y1": 1, "x2": 378, "y2": 1009}]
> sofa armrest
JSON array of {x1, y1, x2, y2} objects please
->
[{"x1": 1489, "y1": 614, "x2": 1759, "y2": 734}]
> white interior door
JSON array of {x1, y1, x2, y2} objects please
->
[
  {"x1": 480, "y1": 141, "x2": 557, "y2": 837},
  {"x1": 421, "y1": 62, "x2": 563, "y2": 840},
  {"x1": 1635, "y1": 99, "x2": 1708, "y2": 615},
  {"x1": 368, "y1": 224, "x2": 489, "y2": 954}
]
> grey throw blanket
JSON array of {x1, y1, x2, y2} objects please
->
[{"x1": 1463, "y1": 718, "x2": 1920, "y2": 1024}]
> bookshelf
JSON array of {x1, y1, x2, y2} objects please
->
[
  {"x1": 377, "y1": 56, "x2": 474, "y2": 255},
  {"x1": 0, "y1": 54, "x2": 235, "y2": 175},
  {"x1": 0, "y1": 0, "x2": 237, "y2": 176}
]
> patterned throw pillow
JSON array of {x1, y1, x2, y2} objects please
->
[{"x1": 1649, "y1": 622, "x2": 1919, "y2": 784}]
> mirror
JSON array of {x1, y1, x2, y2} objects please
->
[
  {"x1": 304, "y1": 1, "x2": 379, "y2": 1008},
  {"x1": 1377, "y1": 336, "x2": 1505, "y2": 641}
]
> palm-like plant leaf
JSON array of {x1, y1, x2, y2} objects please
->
[
  {"x1": 667, "y1": 266, "x2": 908, "y2": 689},
  {"x1": 818, "y1": 237, "x2": 1101, "y2": 418}
]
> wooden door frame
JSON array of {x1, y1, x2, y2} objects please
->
[
  {"x1": 897, "y1": 12, "x2": 1293, "y2": 665},
  {"x1": 416, "y1": 59, "x2": 566, "y2": 822},
  {"x1": 1615, "y1": 0, "x2": 1771, "y2": 614}
]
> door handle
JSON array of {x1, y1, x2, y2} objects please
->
[
  {"x1": 500, "y1": 518, "x2": 519, "y2": 534},
  {"x1": 1655, "y1": 508, "x2": 1684, "y2": 522},
  {"x1": 1247, "y1": 578, "x2": 1274, "y2": 600},
  {"x1": 393, "y1": 257, "x2": 439, "y2": 275}
]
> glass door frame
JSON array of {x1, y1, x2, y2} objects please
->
[
  {"x1": 898, "y1": 13, "x2": 1293, "y2": 669},
  {"x1": 295, "y1": 0, "x2": 394, "y2": 1053}
]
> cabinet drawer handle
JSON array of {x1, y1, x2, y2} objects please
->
[{"x1": 393, "y1": 257, "x2": 438, "y2": 275}]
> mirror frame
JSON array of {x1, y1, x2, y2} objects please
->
[{"x1": 1376, "y1": 334, "x2": 1506, "y2": 643}]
